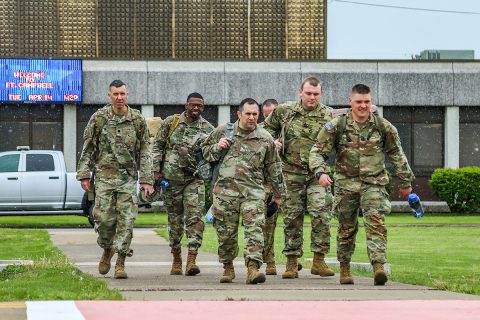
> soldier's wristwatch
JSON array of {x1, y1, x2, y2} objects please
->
[{"x1": 315, "y1": 172, "x2": 325, "y2": 180}]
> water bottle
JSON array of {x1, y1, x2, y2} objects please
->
[
  {"x1": 205, "y1": 206, "x2": 214, "y2": 224},
  {"x1": 157, "y1": 178, "x2": 169, "y2": 189},
  {"x1": 408, "y1": 193, "x2": 424, "y2": 218}
]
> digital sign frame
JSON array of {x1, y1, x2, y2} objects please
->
[{"x1": 0, "y1": 58, "x2": 82, "y2": 103}]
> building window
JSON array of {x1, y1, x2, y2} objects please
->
[
  {"x1": 0, "y1": 104, "x2": 63, "y2": 152},
  {"x1": 383, "y1": 107, "x2": 444, "y2": 201},
  {"x1": 460, "y1": 107, "x2": 480, "y2": 167}
]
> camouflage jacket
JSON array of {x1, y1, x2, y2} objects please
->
[
  {"x1": 152, "y1": 112, "x2": 214, "y2": 182},
  {"x1": 262, "y1": 101, "x2": 332, "y2": 176},
  {"x1": 201, "y1": 121, "x2": 285, "y2": 200},
  {"x1": 77, "y1": 104, "x2": 153, "y2": 185},
  {"x1": 309, "y1": 112, "x2": 415, "y2": 189}
]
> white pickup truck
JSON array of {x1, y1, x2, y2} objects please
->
[{"x1": 0, "y1": 147, "x2": 88, "y2": 215}]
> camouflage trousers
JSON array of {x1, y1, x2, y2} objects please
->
[
  {"x1": 93, "y1": 177, "x2": 138, "y2": 256},
  {"x1": 164, "y1": 178, "x2": 205, "y2": 253},
  {"x1": 334, "y1": 182, "x2": 391, "y2": 264},
  {"x1": 212, "y1": 194, "x2": 265, "y2": 266},
  {"x1": 282, "y1": 172, "x2": 333, "y2": 257}
]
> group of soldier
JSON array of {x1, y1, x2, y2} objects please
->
[{"x1": 77, "y1": 76, "x2": 414, "y2": 286}]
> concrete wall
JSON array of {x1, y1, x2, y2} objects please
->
[{"x1": 81, "y1": 60, "x2": 480, "y2": 106}]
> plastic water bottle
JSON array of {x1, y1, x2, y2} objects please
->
[
  {"x1": 408, "y1": 193, "x2": 424, "y2": 218},
  {"x1": 205, "y1": 206, "x2": 214, "y2": 224},
  {"x1": 157, "y1": 178, "x2": 169, "y2": 189}
]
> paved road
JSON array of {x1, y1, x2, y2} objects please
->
[
  {"x1": 2, "y1": 228, "x2": 479, "y2": 320},
  {"x1": 49, "y1": 228, "x2": 479, "y2": 301}
]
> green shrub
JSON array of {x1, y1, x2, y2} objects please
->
[{"x1": 429, "y1": 167, "x2": 480, "y2": 213}]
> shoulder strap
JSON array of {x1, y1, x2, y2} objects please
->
[
  {"x1": 334, "y1": 114, "x2": 347, "y2": 149},
  {"x1": 369, "y1": 114, "x2": 387, "y2": 145},
  {"x1": 166, "y1": 114, "x2": 181, "y2": 141},
  {"x1": 278, "y1": 107, "x2": 297, "y2": 154}
]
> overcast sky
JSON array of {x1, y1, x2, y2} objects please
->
[{"x1": 327, "y1": 0, "x2": 480, "y2": 59}]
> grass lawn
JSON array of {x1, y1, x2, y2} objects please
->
[
  {"x1": 0, "y1": 229, "x2": 122, "y2": 301},
  {"x1": 0, "y1": 212, "x2": 167, "y2": 228},
  {"x1": 157, "y1": 213, "x2": 480, "y2": 296}
]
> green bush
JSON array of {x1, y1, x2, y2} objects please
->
[{"x1": 429, "y1": 167, "x2": 480, "y2": 213}]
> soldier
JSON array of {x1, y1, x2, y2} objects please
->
[
  {"x1": 201, "y1": 98, "x2": 285, "y2": 284},
  {"x1": 259, "y1": 98, "x2": 280, "y2": 275},
  {"x1": 309, "y1": 84, "x2": 414, "y2": 285},
  {"x1": 152, "y1": 92, "x2": 214, "y2": 276},
  {"x1": 77, "y1": 80, "x2": 154, "y2": 279},
  {"x1": 263, "y1": 76, "x2": 334, "y2": 279}
]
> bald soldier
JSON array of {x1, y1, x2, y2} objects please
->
[{"x1": 310, "y1": 84, "x2": 414, "y2": 285}]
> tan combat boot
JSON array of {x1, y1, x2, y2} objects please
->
[
  {"x1": 265, "y1": 261, "x2": 277, "y2": 275},
  {"x1": 220, "y1": 262, "x2": 236, "y2": 283},
  {"x1": 373, "y1": 263, "x2": 388, "y2": 286},
  {"x1": 185, "y1": 250, "x2": 200, "y2": 276},
  {"x1": 246, "y1": 260, "x2": 266, "y2": 285},
  {"x1": 170, "y1": 250, "x2": 183, "y2": 275},
  {"x1": 282, "y1": 255, "x2": 298, "y2": 279},
  {"x1": 311, "y1": 252, "x2": 335, "y2": 277},
  {"x1": 339, "y1": 262, "x2": 354, "y2": 284},
  {"x1": 98, "y1": 247, "x2": 115, "y2": 275},
  {"x1": 114, "y1": 254, "x2": 128, "y2": 279}
]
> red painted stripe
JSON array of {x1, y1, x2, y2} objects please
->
[{"x1": 75, "y1": 300, "x2": 480, "y2": 320}]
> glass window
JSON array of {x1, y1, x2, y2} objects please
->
[
  {"x1": 26, "y1": 154, "x2": 55, "y2": 172},
  {"x1": 460, "y1": 107, "x2": 480, "y2": 166},
  {"x1": 0, "y1": 154, "x2": 20, "y2": 172},
  {"x1": 383, "y1": 107, "x2": 444, "y2": 177},
  {"x1": 0, "y1": 122, "x2": 30, "y2": 152}
]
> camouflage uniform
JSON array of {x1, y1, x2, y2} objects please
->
[
  {"x1": 77, "y1": 104, "x2": 153, "y2": 256},
  {"x1": 258, "y1": 122, "x2": 279, "y2": 265},
  {"x1": 201, "y1": 122, "x2": 285, "y2": 266},
  {"x1": 263, "y1": 101, "x2": 333, "y2": 257},
  {"x1": 152, "y1": 112, "x2": 214, "y2": 253},
  {"x1": 309, "y1": 112, "x2": 414, "y2": 264}
]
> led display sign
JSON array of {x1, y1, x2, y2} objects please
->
[{"x1": 0, "y1": 59, "x2": 82, "y2": 103}]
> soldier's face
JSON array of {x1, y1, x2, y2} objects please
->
[
  {"x1": 185, "y1": 97, "x2": 204, "y2": 120},
  {"x1": 299, "y1": 83, "x2": 322, "y2": 110},
  {"x1": 237, "y1": 103, "x2": 259, "y2": 131},
  {"x1": 108, "y1": 85, "x2": 128, "y2": 111},
  {"x1": 349, "y1": 93, "x2": 372, "y2": 121},
  {"x1": 262, "y1": 103, "x2": 276, "y2": 118}
]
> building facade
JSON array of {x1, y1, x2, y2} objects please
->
[{"x1": 1, "y1": 1, "x2": 479, "y2": 201}]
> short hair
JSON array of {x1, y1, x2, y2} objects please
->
[
  {"x1": 300, "y1": 76, "x2": 322, "y2": 90},
  {"x1": 351, "y1": 84, "x2": 371, "y2": 94},
  {"x1": 261, "y1": 98, "x2": 278, "y2": 108},
  {"x1": 109, "y1": 80, "x2": 126, "y2": 89},
  {"x1": 238, "y1": 98, "x2": 259, "y2": 112},
  {"x1": 187, "y1": 92, "x2": 204, "y2": 102}
]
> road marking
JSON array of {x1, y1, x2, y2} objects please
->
[{"x1": 27, "y1": 301, "x2": 84, "y2": 320}]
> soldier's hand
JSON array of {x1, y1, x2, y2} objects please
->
[
  {"x1": 218, "y1": 137, "x2": 232, "y2": 150},
  {"x1": 141, "y1": 183, "x2": 154, "y2": 197},
  {"x1": 319, "y1": 174, "x2": 333, "y2": 187},
  {"x1": 274, "y1": 139, "x2": 282, "y2": 150},
  {"x1": 399, "y1": 187, "x2": 412, "y2": 199},
  {"x1": 81, "y1": 178, "x2": 92, "y2": 192}
]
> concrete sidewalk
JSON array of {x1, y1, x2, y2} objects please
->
[{"x1": 49, "y1": 228, "x2": 479, "y2": 301}]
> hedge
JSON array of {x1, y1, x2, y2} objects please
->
[{"x1": 429, "y1": 167, "x2": 480, "y2": 213}]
